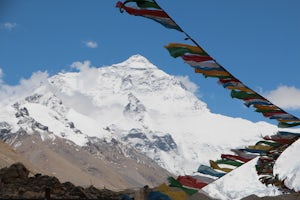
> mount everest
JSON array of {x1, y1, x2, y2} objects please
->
[{"x1": 0, "y1": 54, "x2": 299, "y2": 199}]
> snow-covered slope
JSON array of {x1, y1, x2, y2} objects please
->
[
  {"x1": 274, "y1": 138, "x2": 300, "y2": 191},
  {"x1": 202, "y1": 135, "x2": 300, "y2": 199},
  {"x1": 0, "y1": 55, "x2": 299, "y2": 199},
  {"x1": 203, "y1": 158, "x2": 281, "y2": 199}
]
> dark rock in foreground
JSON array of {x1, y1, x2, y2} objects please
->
[{"x1": 0, "y1": 162, "x2": 121, "y2": 199}]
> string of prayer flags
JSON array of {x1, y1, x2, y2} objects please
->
[{"x1": 116, "y1": 0, "x2": 300, "y2": 127}]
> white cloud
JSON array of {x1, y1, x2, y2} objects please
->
[
  {"x1": 0, "y1": 71, "x2": 49, "y2": 105},
  {"x1": 1, "y1": 22, "x2": 17, "y2": 30},
  {"x1": 175, "y1": 75, "x2": 198, "y2": 94},
  {"x1": 83, "y1": 40, "x2": 98, "y2": 48},
  {"x1": 70, "y1": 60, "x2": 99, "y2": 91},
  {"x1": 264, "y1": 85, "x2": 300, "y2": 110},
  {"x1": 71, "y1": 60, "x2": 92, "y2": 71},
  {"x1": 0, "y1": 60, "x2": 99, "y2": 106}
]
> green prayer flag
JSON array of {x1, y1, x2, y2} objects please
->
[{"x1": 167, "y1": 177, "x2": 198, "y2": 195}]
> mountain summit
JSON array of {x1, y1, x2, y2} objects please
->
[{"x1": 115, "y1": 54, "x2": 158, "y2": 69}]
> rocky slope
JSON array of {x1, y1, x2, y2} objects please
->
[{"x1": 0, "y1": 131, "x2": 171, "y2": 190}]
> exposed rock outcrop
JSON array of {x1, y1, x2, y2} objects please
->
[{"x1": 0, "y1": 163, "x2": 121, "y2": 199}]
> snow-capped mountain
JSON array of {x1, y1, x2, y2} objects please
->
[{"x1": 0, "y1": 55, "x2": 299, "y2": 199}]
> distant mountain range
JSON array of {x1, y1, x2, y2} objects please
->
[{"x1": 0, "y1": 55, "x2": 299, "y2": 199}]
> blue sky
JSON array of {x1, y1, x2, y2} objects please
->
[{"x1": 1, "y1": 0, "x2": 300, "y2": 125}]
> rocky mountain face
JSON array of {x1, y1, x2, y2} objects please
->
[
  {"x1": 0, "y1": 54, "x2": 289, "y2": 195},
  {"x1": 0, "y1": 127, "x2": 171, "y2": 190}
]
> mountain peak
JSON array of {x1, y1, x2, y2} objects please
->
[
  {"x1": 126, "y1": 54, "x2": 152, "y2": 65},
  {"x1": 115, "y1": 54, "x2": 157, "y2": 69}
]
